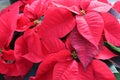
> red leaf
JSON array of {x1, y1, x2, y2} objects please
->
[
  {"x1": 80, "y1": 0, "x2": 91, "y2": 10},
  {"x1": 15, "y1": 29, "x2": 43, "y2": 63},
  {"x1": 97, "y1": 0, "x2": 109, "y2": 3},
  {"x1": 0, "y1": 2, "x2": 21, "y2": 48},
  {"x1": 71, "y1": 28, "x2": 98, "y2": 68},
  {"x1": 41, "y1": 37, "x2": 66, "y2": 56},
  {"x1": 87, "y1": 0, "x2": 112, "y2": 12},
  {"x1": 0, "y1": 49, "x2": 32, "y2": 76},
  {"x1": 34, "y1": 50, "x2": 72, "y2": 80},
  {"x1": 53, "y1": 60, "x2": 95, "y2": 80},
  {"x1": 76, "y1": 12, "x2": 104, "y2": 47},
  {"x1": 20, "y1": 0, "x2": 34, "y2": 4},
  {"x1": 95, "y1": 46, "x2": 117, "y2": 60},
  {"x1": 16, "y1": 14, "x2": 33, "y2": 32},
  {"x1": 17, "y1": 0, "x2": 51, "y2": 31},
  {"x1": 15, "y1": 58, "x2": 33, "y2": 76},
  {"x1": 45, "y1": 59, "x2": 115, "y2": 80},
  {"x1": 113, "y1": 1, "x2": 120, "y2": 13},
  {"x1": 65, "y1": 35, "x2": 74, "y2": 51},
  {"x1": 102, "y1": 12, "x2": 120, "y2": 46},
  {"x1": 92, "y1": 59, "x2": 116, "y2": 80},
  {"x1": 0, "y1": 52, "x2": 20, "y2": 76},
  {"x1": 38, "y1": 7, "x2": 75, "y2": 38},
  {"x1": 31, "y1": 50, "x2": 115, "y2": 80},
  {"x1": 24, "y1": 0, "x2": 51, "y2": 19},
  {"x1": 52, "y1": 0, "x2": 111, "y2": 14},
  {"x1": 53, "y1": 60, "x2": 80, "y2": 80},
  {"x1": 52, "y1": 0, "x2": 80, "y2": 14},
  {"x1": 4, "y1": 76, "x2": 23, "y2": 80},
  {"x1": 0, "y1": 62, "x2": 18, "y2": 76},
  {"x1": 2, "y1": 50, "x2": 15, "y2": 60}
]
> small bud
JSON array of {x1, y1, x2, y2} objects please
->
[
  {"x1": 72, "y1": 51, "x2": 78, "y2": 59},
  {"x1": 34, "y1": 20, "x2": 40, "y2": 25},
  {"x1": 80, "y1": 10, "x2": 86, "y2": 16}
]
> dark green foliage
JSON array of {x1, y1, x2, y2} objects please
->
[
  {"x1": 9, "y1": 0, "x2": 17, "y2": 4},
  {"x1": 0, "y1": 74, "x2": 4, "y2": 80}
]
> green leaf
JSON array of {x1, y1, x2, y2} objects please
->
[
  {"x1": 114, "y1": 73, "x2": 120, "y2": 80},
  {"x1": 114, "y1": 68, "x2": 120, "y2": 80},
  {"x1": 0, "y1": 74, "x2": 4, "y2": 80},
  {"x1": 104, "y1": 60, "x2": 119, "y2": 73},
  {"x1": 9, "y1": 0, "x2": 17, "y2": 4},
  {"x1": 110, "y1": 64, "x2": 119, "y2": 73},
  {"x1": 104, "y1": 60, "x2": 120, "y2": 80}
]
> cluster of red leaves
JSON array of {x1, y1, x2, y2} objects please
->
[{"x1": 0, "y1": 0, "x2": 120, "y2": 80}]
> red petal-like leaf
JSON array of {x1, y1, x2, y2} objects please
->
[
  {"x1": 87, "y1": 0, "x2": 112, "y2": 12},
  {"x1": 65, "y1": 35, "x2": 74, "y2": 51},
  {"x1": 2, "y1": 50, "x2": 15, "y2": 60},
  {"x1": 95, "y1": 46, "x2": 117, "y2": 60},
  {"x1": 71, "y1": 28, "x2": 98, "y2": 68},
  {"x1": 16, "y1": 14, "x2": 33, "y2": 32},
  {"x1": 15, "y1": 58, "x2": 33, "y2": 76},
  {"x1": 17, "y1": 0, "x2": 51, "y2": 32},
  {"x1": 53, "y1": 60, "x2": 95, "y2": 80},
  {"x1": 38, "y1": 7, "x2": 75, "y2": 38},
  {"x1": 41, "y1": 37, "x2": 66, "y2": 56},
  {"x1": 21, "y1": 0, "x2": 34, "y2": 4},
  {"x1": 0, "y1": 61, "x2": 19, "y2": 76},
  {"x1": 15, "y1": 29, "x2": 43, "y2": 63},
  {"x1": 34, "y1": 50, "x2": 72, "y2": 80},
  {"x1": 53, "y1": 60, "x2": 80, "y2": 80},
  {"x1": 102, "y1": 12, "x2": 120, "y2": 46},
  {"x1": 1, "y1": 50, "x2": 33, "y2": 76},
  {"x1": 51, "y1": 59, "x2": 116, "y2": 80},
  {"x1": 24, "y1": 0, "x2": 51, "y2": 19},
  {"x1": 76, "y1": 12, "x2": 104, "y2": 47},
  {"x1": 80, "y1": 0, "x2": 91, "y2": 10},
  {"x1": 4, "y1": 76, "x2": 23, "y2": 80},
  {"x1": 0, "y1": 2, "x2": 21, "y2": 48},
  {"x1": 53, "y1": 60, "x2": 109, "y2": 80},
  {"x1": 52, "y1": 0, "x2": 80, "y2": 14},
  {"x1": 0, "y1": 52, "x2": 20, "y2": 76},
  {"x1": 113, "y1": 1, "x2": 120, "y2": 13},
  {"x1": 31, "y1": 51, "x2": 115, "y2": 80},
  {"x1": 92, "y1": 59, "x2": 116, "y2": 80},
  {"x1": 97, "y1": 0, "x2": 109, "y2": 3}
]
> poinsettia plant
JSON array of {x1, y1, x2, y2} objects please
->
[{"x1": 1, "y1": 0, "x2": 120, "y2": 80}]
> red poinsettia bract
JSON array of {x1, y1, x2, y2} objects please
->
[
  {"x1": 38, "y1": 0, "x2": 113, "y2": 68},
  {"x1": 0, "y1": 0, "x2": 119, "y2": 80},
  {"x1": 0, "y1": 1, "x2": 22, "y2": 48},
  {"x1": 30, "y1": 50, "x2": 116, "y2": 80},
  {"x1": 16, "y1": 0, "x2": 51, "y2": 31}
]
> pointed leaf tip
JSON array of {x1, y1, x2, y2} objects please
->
[{"x1": 71, "y1": 28, "x2": 98, "y2": 69}]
